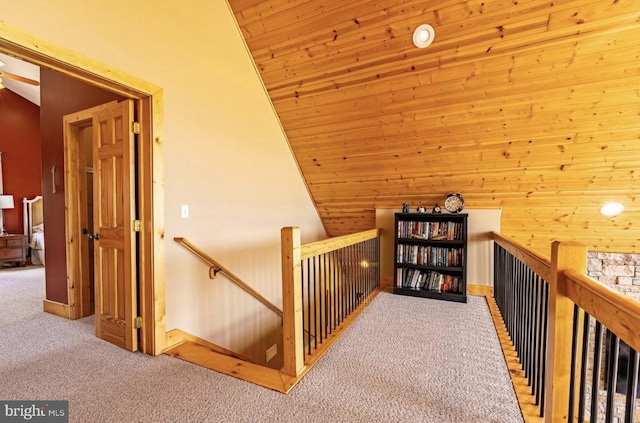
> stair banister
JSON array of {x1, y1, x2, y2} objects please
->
[{"x1": 174, "y1": 237, "x2": 282, "y2": 319}]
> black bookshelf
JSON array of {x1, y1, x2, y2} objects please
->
[{"x1": 393, "y1": 212, "x2": 468, "y2": 303}]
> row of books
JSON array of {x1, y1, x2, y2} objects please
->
[
  {"x1": 397, "y1": 268, "x2": 463, "y2": 293},
  {"x1": 397, "y1": 220, "x2": 463, "y2": 241},
  {"x1": 396, "y1": 244, "x2": 463, "y2": 267}
]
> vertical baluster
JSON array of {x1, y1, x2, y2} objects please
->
[
  {"x1": 320, "y1": 253, "x2": 329, "y2": 339},
  {"x1": 539, "y1": 281, "x2": 549, "y2": 415},
  {"x1": 605, "y1": 330, "x2": 619, "y2": 423},
  {"x1": 365, "y1": 240, "x2": 369, "y2": 296},
  {"x1": 307, "y1": 258, "x2": 312, "y2": 355},
  {"x1": 341, "y1": 246, "x2": 344, "y2": 313},
  {"x1": 336, "y1": 249, "x2": 341, "y2": 326},
  {"x1": 376, "y1": 237, "x2": 380, "y2": 291},
  {"x1": 351, "y1": 244, "x2": 356, "y2": 311},
  {"x1": 357, "y1": 242, "x2": 363, "y2": 304},
  {"x1": 498, "y1": 245, "x2": 505, "y2": 317},
  {"x1": 326, "y1": 251, "x2": 332, "y2": 335},
  {"x1": 591, "y1": 322, "x2": 604, "y2": 421},
  {"x1": 302, "y1": 259, "x2": 315, "y2": 355},
  {"x1": 577, "y1": 313, "x2": 591, "y2": 423},
  {"x1": 624, "y1": 348, "x2": 638, "y2": 423},
  {"x1": 345, "y1": 245, "x2": 351, "y2": 314},
  {"x1": 368, "y1": 239, "x2": 372, "y2": 294},
  {"x1": 568, "y1": 304, "x2": 581, "y2": 422},
  {"x1": 500, "y1": 245, "x2": 506, "y2": 316},
  {"x1": 316, "y1": 255, "x2": 322, "y2": 345},
  {"x1": 314, "y1": 256, "x2": 319, "y2": 349},
  {"x1": 531, "y1": 274, "x2": 540, "y2": 397},
  {"x1": 516, "y1": 259, "x2": 523, "y2": 366},
  {"x1": 300, "y1": 258, "x2": 306, "y2": 358},
  {"x1": 523, "y1": 266, "x2": 532, "y2": 382},
  {"x1": 331, "y1": 251, "x2": 340, "y2": 330},
  {"x1": 505, "y1": 252, "x2": 513, "y2": 343}
]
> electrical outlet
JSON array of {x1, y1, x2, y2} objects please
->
[
  {"x1": 181, "y1": 204, "x2": 189, "y2": 219},
  {"x1": 266, "y1": 343, "x2": 278, "y2": 362}
]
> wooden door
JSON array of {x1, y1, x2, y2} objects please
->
[{"x1": 93, "y1": 99, "x2": 138, "y2": 351}]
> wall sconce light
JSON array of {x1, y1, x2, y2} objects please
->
[
  {"x1": 600, "y1": 202, "x2": 624, "y2": 217},
  {"x1": 0, "y1": 194, "x2": 14, "y2": 235},
  {"x1": 413, "y1": 24, "x2": 435, "y2": 48}
]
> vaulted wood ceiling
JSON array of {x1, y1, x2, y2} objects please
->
[{"x1": 228, "y1": 0, "x2": 640, "y2": 255}]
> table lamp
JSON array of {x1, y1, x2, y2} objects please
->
[{"x1": 0, "y1": 194, "x2": 15, "y2": 236}]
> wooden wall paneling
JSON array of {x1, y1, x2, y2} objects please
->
[{"x1": 229, "y1": 0, "x2": 640, "y2": 253}]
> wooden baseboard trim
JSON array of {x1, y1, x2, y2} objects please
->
[
  {"x1": 164, "y1": 286, "x2": 385, "y2": 394},
  {"x1": 165, "y1": 335, "x2": 293, "y2": 393},
  {"x1": 485, "y1": 296, "x2": 543, "y2": 423},
  {"x1": 165, "y1": 329, "x2": 186, "y2": 350},
  {"x1": 43, "y1": 299, "x2": 71, "y2": 318},
  {"x1": 467, "y1": 284, "x2": 494, "y2": 297}
]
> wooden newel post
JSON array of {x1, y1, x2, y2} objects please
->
[
  {"x1": 545, "y1": 241, "x2": 587, "y2": 423},
  {"x1": 281, "y1": 227, "x2": 304, "y2": 377}
]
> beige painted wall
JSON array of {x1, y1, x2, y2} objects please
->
[{"x1": 1, "y1": 1, "x2": 326, "y2": 357}]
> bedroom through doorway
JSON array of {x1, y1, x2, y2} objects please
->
[{"x1": 0, "y1": 24, "x2": 166, "y2": 355}]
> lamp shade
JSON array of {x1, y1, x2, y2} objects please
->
[{"x1": 0, "y1": 194, "x2": 14, "y2": 209}]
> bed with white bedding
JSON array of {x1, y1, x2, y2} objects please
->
[{"x1": 23, "y1": 196, "x2": 45, "y2": 265}]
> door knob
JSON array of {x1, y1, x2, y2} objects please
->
[{"x1": 87, "y1": 233, "x2": 100, "y2": 240}]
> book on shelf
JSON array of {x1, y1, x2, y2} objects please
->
[
  {"x1": 396, "y1": 244, "x2": 463, "y2": 267},
  {"x1": 397, "y1": 220, "x2": 463, "y2": 241},
  {"x1": 397, "y1": 268, "x2": 463, "y2": 294}
]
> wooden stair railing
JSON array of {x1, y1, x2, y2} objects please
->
[
  {"x1": 174, "y1": 237, "x2": 282, "y2": 318},
  {"x1": 170, "y1": 229, "x2": 381, "y2": 394}
]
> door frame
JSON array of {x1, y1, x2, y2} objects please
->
[
  {"x1": 63, "y1": 104, "x2": 103, "y2": 321},
  {"x1": 0, "y1": 22, "x2": 166, "y2": 355}
]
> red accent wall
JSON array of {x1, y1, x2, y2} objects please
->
[
  {"x1": 40, "y1": 69, "x2": 124, "y2": 303},
  {"x1": 0, "y1": 89, "x2": 42, "y2": 234}
]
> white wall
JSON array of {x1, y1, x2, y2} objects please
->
[
  {"x1": 1, "y1": 1, "x2": 327, "y2": 355},
  {"x1": 376, "y1": 208, "x2": 501, "y2": 289}
]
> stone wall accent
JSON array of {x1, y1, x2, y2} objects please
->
[{"x1": 587, "y1": 252, "x2": 640, "y2": 302}]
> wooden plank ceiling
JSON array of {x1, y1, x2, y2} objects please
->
[{"x1": 228, "y1": 0, "x2": 640, "y2": 256}]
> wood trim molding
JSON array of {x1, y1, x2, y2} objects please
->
[
  {"x1": 0, "y1": 21, "x2": 166, "y2": 356},
  {"x1": 467, "y1": 284, "x2": 494, "y2": 297},
  {"x1": 43, "y1": 299, "x2": 71, "y2": 319},
  {"x1": 300, "y1": 228, "x2": 380, "y2": 259}
]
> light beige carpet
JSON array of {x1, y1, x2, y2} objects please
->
[{"x1": 0, "y1": 266, "x2": 522, "y2": 422}]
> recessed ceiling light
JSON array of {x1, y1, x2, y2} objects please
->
[
  {"x1": 413, "y1": 24, "x2": 435, "y2": 48},
  {"x1": 600, "y1": 202, "x2": 624, "y2": 217}
]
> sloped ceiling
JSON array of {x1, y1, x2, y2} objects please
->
[
  {"x1": 0, "y1": 52, "x2": 40, "y2": 105},
  {"x1": 228, "y1": 0, "x2": 640, "y2": 255}
]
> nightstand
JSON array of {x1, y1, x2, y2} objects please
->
[{"x1": 0, "y1": 234, "x2": 28, "y2": 267}]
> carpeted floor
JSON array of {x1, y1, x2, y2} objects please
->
[{"x1": 0, "y1": 266, "x2": 523, "y2": 422}]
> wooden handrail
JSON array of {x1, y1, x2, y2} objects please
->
[
  {"x1": 174, "y1": 237, "x2": 283, "y2": 319},
  {"x1": 563, "y1": 268, "x2": 640, "y2": 353},
  {"x1": 491, "y1": 231, "x2": 552, "y2": 282},
  {"x1": 301, "y1": 228, "x2": 380, "y2": 260}
]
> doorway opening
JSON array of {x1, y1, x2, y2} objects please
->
[
  {"x1": 0, "y1": 25, "x2": 165, "y2": 355},
  {"x1": 64, "y1": 100, "x2": 141, "y2": 351}
]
